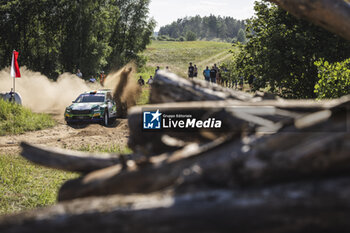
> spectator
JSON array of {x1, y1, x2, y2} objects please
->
[
  {"x1": 210, "y1": 66, "x2": 217, "y2": 83},
  {"x1": 193, "y1": 64, "x2": 198, "y2": 78},
  {"x1": 147, "y1": 75, "x2": 154, "y2": 85},
  {"x1": 76, "y1": 69, "x2": 83, "y2": 78},
  {"x1": 214, "y1": 64, "x2": 220, "y2": 85},
  {"x1": 188, "y1": 62, "x2": 194, "y2": 79},
  {"x1": 100, "y1": 71, "x2": 106, "y2": 86},
  {"x1": 138, "y1": 76, "x2": 145, "y2": 86},
  {"x1": 203, "y1": 66, "x2": 211, "y2": 82},
  {"x1": 155, "y1": 66, "x2": 160, "y2": 75}
]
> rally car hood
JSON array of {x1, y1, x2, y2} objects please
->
[{"x1": 68, "y1": 102, "x2": 103, "y2": 110}]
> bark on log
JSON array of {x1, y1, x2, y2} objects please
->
[
  {"x1": 268, "y1": 0, "x2": 350, "y2": 41},
  {"x1": 2, "y1": 178, "x2": 350, "y2": 233},
  {"x1": 127, "y1": 97, "x2": 350, "y2": 155},
  {"x1": 150, "y1": 70, "x2": 255, "y2": 103},
  {"x1": 58, "y1": 136, "x2": 232, "y2": 201},
  {"x1": 20, "y1": 142, "x2": 131, "y2": 173},
  {"x1": 58, "y1": 108, "x2": 350, "y2": 201}
]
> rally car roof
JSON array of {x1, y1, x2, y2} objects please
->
[{"x1": 83, "y1": 89, "x2": 112, "y2": 94}]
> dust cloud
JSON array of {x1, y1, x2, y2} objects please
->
[
  {"x1": 0, "y1": 67, "x2": 101, "y2": 113},
  {"x1": 0, "y1": 64, "x2": 141, "y2": 116},
  {"x1": 104, "y1": 63, "x2": 141, "y2": 117}
]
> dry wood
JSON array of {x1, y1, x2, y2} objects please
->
[
  {"x1": 268, "y1": 0, "x2": 350, "y2": 41},
  {"x1": 58, "y1": 109, "x2": 350, "y2": 201},
  {"x1": 20, "y1": 142, "x2": 130, "y2": 173},
  {"x1": 150, "y1": 70, "x2": 255, "y2": 103},
  {"x1": 127, "y1": 97, "x2": 350, "y2": 155},
  {"x1": 2, "y1": 178, "x2": 350, "y2": 233},
  {"x1": 58, "y1": 136, "x2": 232, "y2": 201}
]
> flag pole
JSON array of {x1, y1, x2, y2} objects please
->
[
  {"x1": 13, "y1": 69, "x2": 15, "y2": 93},
  {"x1": 10, "y1": 50, "x2": 21, "y2": 96}
]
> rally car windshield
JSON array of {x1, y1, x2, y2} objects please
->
[{"x1": 75, "y1": 94, "x2": 105, "y2": 103}]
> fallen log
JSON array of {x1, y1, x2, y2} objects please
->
[
  {"x1": 20, "y1": 142, "x2": 132, "y2": 173},
  {"x1": 150, "y1": 70, "x2": 255, "y2": 103},
  {"x1": 268, "y1": 0, "x2": 350, "y2": 41},
  {"x1": 58, "y1": 105, "x2": 350, "y2": 201},
  {"x1": 3, "y1": 178, "x2": 350, "y2": 233},
  {"x1": 58, "y1": 136, "x2": 232, "y2": 201},
  {"x1": 127, "y1": 97, "x2": 349, "y2": 155}
]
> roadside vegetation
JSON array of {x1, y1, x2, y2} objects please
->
[
  {"x1": 230, "y1": 1, "x2": 350, "y2": 99},
  {"x1": 0, "y1": 154, "x2": 77, "y2": 214},
  {"x1": 0, "y1": 99, "x2": 55, "y2": 136},
  {"x1": 77, "y1": 144, "x2": 132, "y2": 154},
  {"x1": 0, "y1": 143, "x2": 131, "y2": 215}
]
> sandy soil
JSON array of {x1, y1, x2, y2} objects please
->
[{"x1": 0, "y1": 113, "x2": 130, "y2": 155}]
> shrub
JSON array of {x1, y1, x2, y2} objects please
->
[
  {"x1": 185, "y1": 31, "x2": 197, "y2": 41},
  {"x1": 314, "y1": 58, "x2": 350, "y2": 99},
  {"x1": 0, "y1": 99, "x2": 55, "y2": 135}
]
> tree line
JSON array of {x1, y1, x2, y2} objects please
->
[
  {"x1": 0, "y1": 0, "x2": 155, "y2": 79},
  {"x1": 158, "y1": 15, "x2": 246, "y2": 43},
  {"x1": 229, "y1": 1, "x2": 350, "y2": 99}
]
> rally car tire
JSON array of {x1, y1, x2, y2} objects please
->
[{"x1": 103, "y1": 109, "x2": 110, "y2": 126}]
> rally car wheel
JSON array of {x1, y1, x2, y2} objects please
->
[{"x1": 103, "y1": 109, "x2": 110, "y2": 126}]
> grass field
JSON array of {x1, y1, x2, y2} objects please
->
[
  {"x1": 0, "y1": 143, "x2": 131, "y2": 215},
  {"x1": 0, "y1": 154, "x2": 77, "y2": 215},
  {"x1": 139, "y1": 40, "x2": 235, "y2": 79},
  {"x1": 135, "y1": 40, "x2": 235, "y2": 104},
  {"x1": 0, "y1": 99, "x2": 55, "y2": 136}
]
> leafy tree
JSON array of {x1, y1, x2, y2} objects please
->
[
  {"x1": 236, "y1": 28, "x2": 246, "y2": 43},
  {"x1": 314, "y1": 59, "x2": 350, "y2": 99},
  {"x1": 0, "y1": 0, "x2": 155, "y2": 79},
  {"x1": 234, "y1": 1, "x2": 350, "y2": 98},
  {"x1": 158, "y1": 15, "x2": 245, "y2": 41},
  {"x1": 185, "y1": 31, "x2": 197, "y2": 41},
  {"x1": 107, "y1": 0, "x2": 155, "y2": 71}
]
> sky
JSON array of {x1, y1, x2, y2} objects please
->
[{"x1": 149, "y1": 0, "x2": 256, "y2": 31}]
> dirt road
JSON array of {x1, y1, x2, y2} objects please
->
[{"x1": 0, "y1": 113, "x2": 130, "y2": 155}]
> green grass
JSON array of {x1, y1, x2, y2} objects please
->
[
  {"x1": 137, "y1": 87, "x2": 150, "y2": 105},
  {"x1": 0, "y1": 99, "x2": 55, "y2": 136},
  {"x1": 76, "y1": 144, "x2": 132, "y2": 154},
  {"x1": 135, "y1": 40, "x2": 236, "y2": 105},
  {"x1": 0, "y1": 154, "x2": 77, "y2": 215},
  {"x1": 141, "y1": 40, "x2": 235, "y2": 77}
]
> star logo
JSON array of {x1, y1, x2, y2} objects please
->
[
  {"x1": 143, "y1": 109, "x2": 162, "y2": 129},
  {"x1": 151, "y1": 109, "x2": 162, "y2": 122}
]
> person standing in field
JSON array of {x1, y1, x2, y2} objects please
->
[
  {"x1": 76, "y1": 69, "x2": 83, "y2": 78},
  {"x1": 147, "y1": 75, "x2": 154, "y2": 85},
  {"x1": 100, "y1": 71, "x2": 106, "y2": 86},
  {"x1": 188, "y1": 62, "x2": 194, "y2": 79},
  {"x1": 214, "y1": 64, "x2": 221, "y2": 85},
  {"x1": 210, "y1": 66, "x2": 217, "y2": 83},
  {"x1": 155, "y1": 66, "x2": 160, "y2": 75},
  {"x1": 193, "y1": 64, "x2": 198, "y2": 78},
  {"x1": 138, "y1": 76, "x2": 145, "y2": 86},
  {"x1": 203, "y1": 66, "x2": 210, "y2": 82}
]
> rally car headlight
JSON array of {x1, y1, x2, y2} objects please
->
[
  {"x1": 92, "y1": 106, "x2": 100, "y2": 112},
  {"x1": 66, "y1": 108, "x2": 71, "y2": 113}
]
